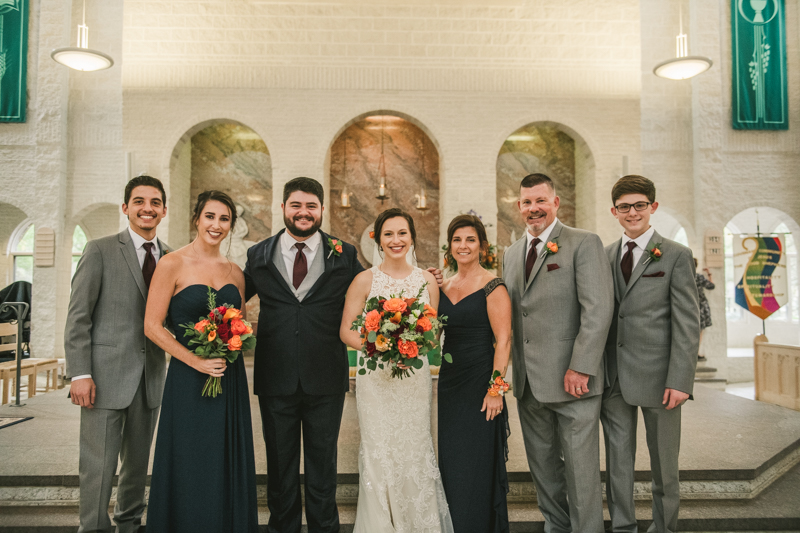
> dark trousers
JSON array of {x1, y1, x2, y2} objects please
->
[{"x1": 258, "y1": 386, "x2": 346, "y2": 533}]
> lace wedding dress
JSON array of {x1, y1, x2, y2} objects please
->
[{"x1": 353, "y1": 266, "x2": 454, "y2": 533}]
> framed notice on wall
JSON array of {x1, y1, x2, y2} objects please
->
[
  {"x1": 731, "y1": 0, "x2": 788, "y2": 130},
  {"x1": 0, "y1": 0, "x2": 27, "y2": 123}
]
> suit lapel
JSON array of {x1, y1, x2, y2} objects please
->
[
  {"x1": 524, "y1": 221, "x2": 562, "y2": 292},
  {"x1": 622, "y1": 230, "x2": 661, "y2": 299},
  {"x1": 264, "y1": 230, "x2": 297, "y2": 300},
  {"x1": 118, "y1": 230, "x2": 148, "y2": 301},
  {"x1": 304, "y1": 231, "x2": 336, "y2": 301},
  {"x1": 609, "y1": 239, "x2": 623, "y2": 302}
]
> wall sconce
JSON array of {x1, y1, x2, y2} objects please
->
[
  {"x1": 340, "y1": 187, "x2": 352, "y2": 209},
  {"x1": 415, "y1": 187, "x2": 429, "y2": 210}
]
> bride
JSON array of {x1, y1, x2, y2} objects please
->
[{"x1": 340, "y1": 208, "x2": 454, "y2": 533}]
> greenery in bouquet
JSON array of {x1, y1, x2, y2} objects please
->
[
  {"x1": 180, "y1": 286, "x2": 256, "y2": 397},
  {"x1": 351, "y1": 283, "x2": 452, "y2": 379}
]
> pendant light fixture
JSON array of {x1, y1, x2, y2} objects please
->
[
  {"x1": 340, "y1": 135, "x2": 352, "y2": 209},
  {"x1": 51, "y1": 0, "x2": 114, "y2": 72},
  {"x1": 376, "y1": 117, "x2": 389, "y2": 203},
  {"x1": 415, "y1": 138, "x2": 429, "y2": 211},
  {"x1": 653, "y1": 4, "x2": 712, "y2": 80}
]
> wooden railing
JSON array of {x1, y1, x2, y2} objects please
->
[{"x1": 754, "y1": 334, "x2": 800, "y2": 411}]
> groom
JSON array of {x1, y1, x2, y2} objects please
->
[{"x1": 244, "y1": 177, "x2": 363, "y2": 533}]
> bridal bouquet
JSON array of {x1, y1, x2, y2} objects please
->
[
  {"x1": 351, "y1": 283, "x2": 452, "y2": 379},
  {"x1": 180, "y1": 286, "x2": 256, "y2": 397}
]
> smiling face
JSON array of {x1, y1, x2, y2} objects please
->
[
  {"x1": 379, "y1": 216, "x2": 413, "y2": 260},
  {"x1": 518, "y1": 183, "x2": 559, "y2": 237},
  {"x1": 121, "y1": 185, "x2": 167, "y2": 240},
  {"x1": 194, "y1": 200, "x2": 232, "y2": 246},
  {"x1": 611, "y1": 193, "x2": 658, "y2": 239},
  {"x1": 282, "y1": 190, "x2": 323, "y2": 240},
  {"x1": 450, "y1": 226, "x2": 483, "y2": 268}
]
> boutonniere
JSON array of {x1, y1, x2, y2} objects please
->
[
  {"x1": 162, "y1": 248, "x2": 170, "y2": 255},
  {"x1": 645, "y1": 243, "x2": 662, "y2": 264},
  {"x1": 543, "y1": 239, "x2": 559, "y2": 257},
  {"x1": 327, "y1": 237, "x2": 343, "y2": 258}
]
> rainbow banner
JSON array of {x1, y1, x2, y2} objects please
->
[{"x1": 733, "y1": 235, "x2": 787, "y2": 319}]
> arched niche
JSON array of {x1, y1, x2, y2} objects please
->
[
  {"x1": 327, "y1": 113, "x2": 440, "y2": 267},
  {"x1": 73, "y1": 203, "x2": 121, "y2": 242},
  {"x1": 650, "y1": 207, "x2": 692, "y2": 248},
  {"x1": 1, "y1": 203, "x2": 30, "y2": 286},
  {"x1": 169, "y1": 120, "x2": 272, "y2": 268},
  {"x1": 496, "y1": 122, "x2": 595, "y2": 271}
]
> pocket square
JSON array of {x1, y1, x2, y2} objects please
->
[
  {"x1": 547, "y1": 263, "x2": 560, "y2": 272},
  {"x1": 642, "y1": 271, "x2": 665, "y2": 278}
]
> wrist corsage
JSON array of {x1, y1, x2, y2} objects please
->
[{"x1": 488, "y1": 370, "x2": 510, "y2": 397}]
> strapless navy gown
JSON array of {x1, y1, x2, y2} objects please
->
[
  {"x1": 438, "y1": 278, "x2": 510, "y2": 533},
  {"x1": 146, "y1": 284, "x2": 258, "y2": 533}
]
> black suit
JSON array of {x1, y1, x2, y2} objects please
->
[{"x1": 244, "y1": 229, "x2": 364, "y2": 533}]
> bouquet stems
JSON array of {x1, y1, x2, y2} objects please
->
[{"x1": 202, "y1": 376, "x2": 223, "y2": 397}]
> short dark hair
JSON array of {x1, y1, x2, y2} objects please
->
[
  {"x1": 124, "y1": 175, "x2": 166, "y2": 206},
  {"x1": 445, "y1": 215, "x2": 489, "y2": 263},
  {"x1": 373, "y1": 208, "x2": 417, "y2": 249},
  {"x1": 520, "y1": 173, "x2": 555, "y2": 194},
  {"x1": 191, "y1": 190, "x2": 238, "y2": 232},
  {"x1": 611, "y1": 175, "x2": 656, "y2": 205},
  {"x1": 283, "y1": 177, "x2": 324, "y2": 206}
]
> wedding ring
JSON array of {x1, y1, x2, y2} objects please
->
[{"x1": 576, "y1": 387, "x2": 582, "y2": 393}]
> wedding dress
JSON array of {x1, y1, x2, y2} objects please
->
[{"x1": 353, "y1": 266, "x2": 454, "y2": 533}]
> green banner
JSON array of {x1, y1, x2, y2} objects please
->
[
  {"x1": 731, "y1": 0, "x2": 787, "y2": 130},
  {"x1": 0, "y1": 0, "x2": 26, "y2": 123}
]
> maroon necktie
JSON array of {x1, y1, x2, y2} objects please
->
[
  {"x1": 525, "y1": 238, "x2": 541, "y2": 282},
  {"x1": 142, "y1": 242, "x2": 156, "y2": 289},
  {"x1": 293, "y1": 243, "x2": 307, "y2": 289},
  {"x1": 621, "y1": 241, "x2": 637, "y2": 285}
]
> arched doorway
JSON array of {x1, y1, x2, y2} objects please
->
[{"x1": 328, "y1": 114, "x2": 440, "y2": 268}]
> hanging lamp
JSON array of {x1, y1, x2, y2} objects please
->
[
  {"x1": 340, "y1": 135, "x2": 352, "y2": 209},
  {"x1": 653, "y1": 4, "x2": 712, "y2": 80},
  {"x1": 51, "y1": 0, "x2": 114, "y2": 72},
  {"x1": 376, "y1": 117, "x2": 389, "y2": 203}
]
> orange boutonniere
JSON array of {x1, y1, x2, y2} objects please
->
[
  {"x1": 327, "y1": 237, "x2": 343, "y2": 258},
  {"x1": 369, "y1": 231, "x2": 375, "y2": 239},
  {"x1": 543, "y1": 238, "x2": 559, "y2": 257},
  {"x1": 646, "y1": 243, "x2": 663, "y2": 263}
]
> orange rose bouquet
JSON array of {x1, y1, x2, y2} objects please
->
[
  {"x1": 180, "y1": 286, "x2": 256, "y2": 397},
  {"x1": 350, "y1": 283, "x2": 452, "y2": 379}
]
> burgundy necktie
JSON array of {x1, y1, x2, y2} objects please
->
[
  {"x1": 293, "y1": 243, "x2": 307, "y2": 289},
  {"x1": 142, "y1": 242, "x2": 156, "y2": 289},
  {"x1": 525, "y1": 238, "x2": 541, "y2": 282},
  {"x1": 621, "y1": 241, "x2": 637, "y2": 285}
]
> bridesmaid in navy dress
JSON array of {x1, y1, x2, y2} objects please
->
[
  {"x1": 438, "y1": 215, "x2": 512, "y2": 533},
  {"x1": 144, "y1": 191, "x2": 258, "y2": 533}
]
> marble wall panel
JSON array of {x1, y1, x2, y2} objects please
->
[
  {"x1": 496, "y1": 124, "x2": 576, "y2": 270},
  {"x1": 329, "y1": 116, "x2": 439, "y2": 269}
]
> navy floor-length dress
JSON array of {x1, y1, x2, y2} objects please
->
[
  {"x1": 438, "y1": 278, "x2": 510, "y2": 533},
  {"x1": 147, "y1": 284, "x2": 258, "y2": 533}
]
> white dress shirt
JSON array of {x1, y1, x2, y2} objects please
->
[
  {"x1": 526, "y1": 217, "x2": 559, "y2": 257},
  {"x1": 620, "y1": 226, "x2": 655, "y2": 266},
  {"x1": 73, "y1": 228, "x2": 161, "y2": 382},
  {"x1": 280, "y1": 230, "x2": 322, "y2": 277}
]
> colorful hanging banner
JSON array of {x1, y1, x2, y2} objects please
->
[
  {"x1": 731, "y1": 0, "x2": 788, "y2": 130},
  {"x1": 733, "y1": 235, "x2": 787, "y2": 319},
  {"x1": 0, "y1": 0, "x2": 26, "y2": 123}
]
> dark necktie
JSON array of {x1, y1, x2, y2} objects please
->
[
  {"x1": 525, "y1": 238, "x2": 541, "y2": 282},
  {"x1": 293, "y1": 243, "x2": 307, "y2": 290},
  {"x1": 142, "y1": 242, "x2": 156, "y2": 289},
  {"x1": 621, "y1": 241, "x2": 637, "y2": 285}
]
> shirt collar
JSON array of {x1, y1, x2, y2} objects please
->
[
  {"x1": 281, "y1": 229, "x2": 322, "y2": 252},
  {"x1": 128, "y1": 227, "x2": 157, "y2": 250},
  {"x1": 621, "y1": 226, "x2": 655, "y2": 251},
  {"x1": 526, "y1": 217, "x2": 559, "y2": 248}
]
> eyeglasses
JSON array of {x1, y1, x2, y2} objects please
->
[{"x1": 614, "y1": 202, "x2": 651, "y2": 213}]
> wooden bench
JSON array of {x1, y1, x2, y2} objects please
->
[{"x1": 0, "y1": 360, "x2": 36, "y2": 405}]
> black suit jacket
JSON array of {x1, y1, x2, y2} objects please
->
[{"x1": 244, "y1": 229, "x2": 364, "y2": 396}]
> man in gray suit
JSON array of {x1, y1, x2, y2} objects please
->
[
  {"x1": 65, "y1": 176, "x2": 169, "y2": 533},
  {"x1": 504, "y1": 173, "x2": 614, "y2": 533},
  {"x1": 601, "y1": 175, "x2": 700, "y2": 533}
]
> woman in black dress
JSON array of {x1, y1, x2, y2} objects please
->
[
  {"x1": 438, "y1": 215, "x2": 512, "y2": 533},
  {"x1": 144, "y1": 191, "x2": 258, "y2": 532}
]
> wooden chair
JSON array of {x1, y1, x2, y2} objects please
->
[{"x1": 27, "y1": 358, "x2": 60, "y2": 393}]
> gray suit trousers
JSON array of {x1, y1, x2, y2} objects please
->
[
  {"x1": 601, "y1": 379, "x2": 682, "y2": 533},
  {"x1": 518, "y1": 382, "x2": 604, "y2": 533},
  {"x1": 78, "y1": 375, "x2": 158, "y2": 533}
]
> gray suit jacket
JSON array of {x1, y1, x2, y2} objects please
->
[
  {"x1": 64, "y1": 230, "x2": 168, "y2": 410},
  {"x1": 505, "y1": 221, "x2": 614, "y2": 403},
  {"x1": 604, "y1": 231, "x2": 700, "y2": 407}
]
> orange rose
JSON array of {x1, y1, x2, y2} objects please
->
[
  {"x1": 397, "y1": 339, "x2": 419, "y2": 358},
  {"x1": 494, "y1": 376, "x2": 505, "y2": 386},
  {"x1": 416, "y1": 316, "x2": 433, "y2": 332},
  {"x1": 223, "y1": 308, "x2": 242, "y2": 322},
  {"x1": 488, "y1": 386, "x2": 500, "y2": 397},
  {"x1": 364, "y1": 310, "x2": 381, "y2": 332},
  {"x1": 375, "y1": 334, "x2": 391, "y2": 352},
  {"x1": 335, "y1": 245, "x2": 343, "y2": 253},
  {"x1": 383, "y1": 298, "x2": 407, "y2": 314},
  {"x1": 404, "y1": 298, "x2": 417, "y2": 308},
  {"x1": 230, "y1": 319, "x2": 247, "y2": 335},
  {"x1": 423, "y1": 304, "x2": 437, "y2": 319},
  {"x1": 653, "y1": 248, "x2": 662, "y2": 257},
  {"x1": 208, "y1": 330, "x2": 217, "y2": 342},
  {"x1": 389, "y1": 312, "x2": 403, "y2": 324},
  {"x1": 547, "y1": 241, "x2": 558, "y2": 253},
  {"x1": 369, "y1": 231, "x2": 375, "y2": 239},
  {"x1": 502, "y1": 382, "x2": 510, "y2": 392},
  {"x1": 194, "y1": 319, "x2": 210, "y2": 333},
  {"x1": 245, "y1": 324, "x2": 253, "y2": 334},
  {"x1": 228, "y1": 335, "x2": 242, "y2": 351}
]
